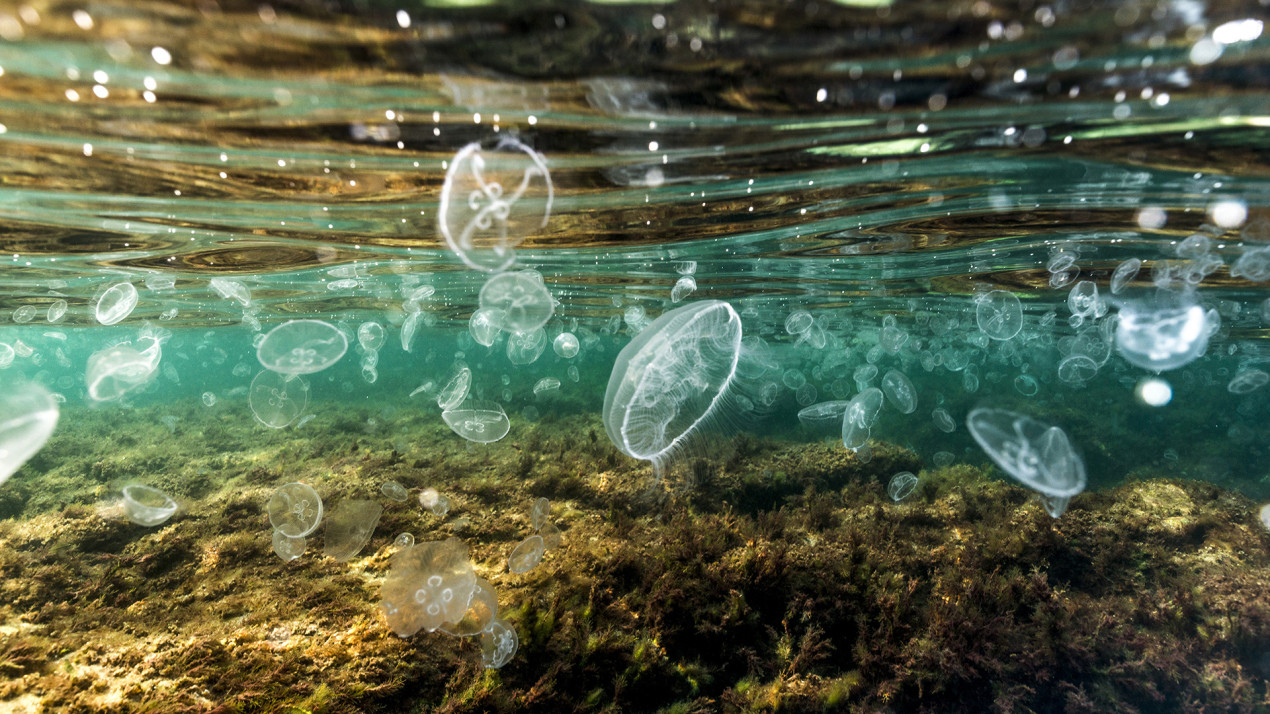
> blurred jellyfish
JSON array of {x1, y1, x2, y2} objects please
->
[
  {"x1": 553, "y1": 332, "x2": 580, "y2": 358},
  {"x1": 96, "y1": 281, "x2": 138, "y2": 325},
  {"x1": 0, "y1": 383, "x2": 59, "y2": 487},
  {"x1": 1114, "y1": 292, "x2": 1209, "y2": 372},
  {"x1": 966, "y1": 408, "x2": 1086, "y2": 517}
]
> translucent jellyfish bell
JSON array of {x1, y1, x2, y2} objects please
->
[
  {"x1": 976, "y1": 290, "x2": 1023, "y2": 341},
  {"x1": 0, "y1": 383, "x2": 59, "y2": 487},
  {"x1": 508, "y1": 535, "x2": 546, "y2": 573},
  {"x1": 380, "y1": 537, "x2": 478, "y2": 637},
  {"x1": 86, "y1": 336, "x2": 164, "y2": 402},
  {"x1": 480, "y1": 618, "x2": 519, "y2": 669},
  {"x1": 438, "y1": 138, "x2": 553, "y2": 273},
  {"x1": 323, "y1": 500, "x2": 383, "y2": 563},
  {"x1": 478, "y1": 271, "x2": 555, "y2": 334},
  {"x1": 880, "y1": 370, "x2": 918, "y2": 414},
  {"x1": 436, "y1": 366, "x2": 473, "y2": 411},
  {"x1": 1114, "y1": 293, "x2": 1209, "y2": 372},
  {"x1": 95, "y1": 281, "x2": 139, "y2": 325},
  {"x1": 267, "y1": 482, "x2": 324, "y2": 538},
  {"x1": 887, "y1": 471, "x2": 919, "y2": 502},
  {"x1": 602, "y1": 300, "x2": 743, "y2": 474},
  {"x1": 796, "y1": 400, "x2": 850, "y2": 431},
  {"x1": 442, "y1": 400, "x2": 511, "y2": 444},
  {"x1": 966, "y1": 408, "x2": 1086, "y2": 509},
  {"x1": 248, "y1": 370, "x2": 308, "y2": 429},
  {"x1": 257, "y1": 319, "x2": 349, "y2": 375},
  {"x1": 841, "y1": 388, "x2": 883, "y2": 451},
  {"x1": 122, "y1": 484, "x2": 178, "y2": 526}
]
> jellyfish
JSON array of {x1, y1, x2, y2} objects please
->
[
  {"x1": 438, "y1": 138, "x2": 553, "y2": 273},
  {"x1": 480, "y1": 618, "x2": 519, "y2": 669},
  {"x1": 880, "y1": 370, "x2": 918, "y2": 414},
  {"x1": 323, "y1": 500, "x2": 383, "y2": 563},
  {"x1": 478, "y1": 271, "x2": 554, "y2": 334},
  {"x1": 267, "y1": 482, "x2": 324, "y2": 538},
  {"x1": 95, "y1": 281, "x2": 138, "y2": 325},
  {"x1": 602, "y1": 300, "x2": 743, "y2": 475},
  {"x1": 257, "y1": 319, "x2": 348, "y2": 375},
  {"x1": 1110, "y1": 258, "x2": 1141, "y2": 295},
  {"x1": 841, "y1": 388, "x2": 883, "y2": 451},
  {"x1": 381, "y1": 480, "x2": 409, "y2": 502},
  {"x1": 506, "y1": 327, "x2": 548, "y2": 365},
  {"x1": 931, "y1": 407, "x2": 956, "y2": 433},
  {"x1": 438, "y1": 577, "x2": 499, "y2": 637},
  {"x1": 552, "y1": 332, "x2": 580, "y2": 358},
  {"x1": 1113, "y1": 292, "x2": 1209, "y2": 372},
  {"x1": 966, "y1": 408, "x2": 1086, "y2": 517},
  {"x1": 442, "y1": 400, "x2": 511, "y2": 444},
  {"x1": 976, "y1": 290, "x2": 1023, "y2": 341},
  {"x1": 887, "y1": 472, "x2": 919, "y2": 502},
  {"x1": 533, "y1": 377, "x2": 561, "y2": 396},
  {"x1": 248, "y1": 370, "x2": 308, "y2": 429},
  {"x1": 796, "y1": 400, "x2": 850, "y2": 431},
  {"x1": 469, "y1": 308, "x2": 506, "y2": 347},
  {"x1": 272, "y1": 530, "x2": 306, "y2": 561},
  {"x1": 0, "y1": 383, "x2": 59, "y2": 487},
  {"x1": 209, "y1": 277, "x2": 251, "y2": 307},
  {"x1": 670, "y1": 276, "x2": 697, "y2": 303},
  {"x1": 380, "y1": 537, "x2": 478, "y2": 637},
  {"x1": 86, "y1": 332, "x2": 165, "y2": 402},
  {"x1": 436, "y1": 366, "x2": 473, "y2": 411},
  {"x1": 122, "y1": 484, "x2": 178, "y2": 526},
  {"x1": 508, "y1": 535, "x2": 546, "y2": 573}
]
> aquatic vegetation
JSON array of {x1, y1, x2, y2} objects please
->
[
  {"x1": 0, "y1": 383, "x2": 58, "y2": 487},
  {"x1": 95, "y1": 281, "x2": 138, "y2": 325},
  {"x1": 380, "y1": 537, "x2": 478, "y2": 637},
  {"x1": 121, "y1": 484, "x2": 178, "y2": 526},
  {"x1": 256, "y1": 319, "x2": 349, "y2": 375},
  {"x1": 248, "y1": 370, "x2": 308, "y2": 428},
  {"x1": 438, "y1": 137, "x2": 553, "y2": 272},
  {"x1": 966, "y1": 408, "x2": 1086, "y2": 517},
  {"x1": 267, "y1": 482, "x2": 324, "y2": 538},
  {"x1": 603, "y1": 300, "x2": 743, "y2": 474},
  {"x1": 442, "y1": 399, "x2": 510, "y2": 444},
  {"x1": 323, "y1": 500, "x2": 382, "y2": 562},
  {"x1": 887, "y1": 471, "x2": 918, "y2": 502},
  {"x1": 479, "y1": 270, "x2": 555, "y2": 334},
  {"x1": 1114, "y1": 292, "x2": 1209, "y2": 372}
]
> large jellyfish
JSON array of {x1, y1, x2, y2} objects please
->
[{"x1": 602, "y1": 300, "x2": 743, "y2": 475}]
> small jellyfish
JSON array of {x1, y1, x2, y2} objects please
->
[
  {"x1": 530, "y1": 497, "x2": 550, "y2": 530},
  {"x1": 0, "y1": 383, "x2": 59, "y2": 487},
  {"x1": 394, "y1": 532, "x2": 415, "y2": 549},
  {"x1": 202, "y1": 391, "x2": 216, "y2": 407},
  {"x1": 380, "y1": 538, "x2": 478, "y2": 637},
  {"x1": 670, "y1": 275, "x2": 697, "y2": 303},
  {"x1": 1110, "y1": 258, "x2": 1141, "y2": 295},
  {"x1": 469, "y1": 308, "x2": 506, "y2": 347},
  {"x1": 272, "y1": 530, "x2": 306, "y2": 561},
  {"x1": 508, "y1": 535, "x2": 546, "y2": 573},
  {"x1": 933, "y1": 451, "x2": 955, "y2": 468},
  {"x1": 1228, "y1": 369, "x2": 1269, "y2": 394},
  {"x1": 267, "y1": 482, "x2": 324, "y2": 538},
  {"x1": 506, "y1": 327, "x2": 548, "y2": 365},
  {"x1": 122, "y1": 484, "x2": 178, "y2": 527},
  {"x1": 841, "y1": 388, "x2": 883, "y2": 451},
  {"x1": 86, "y1": 337, "x2": 164, "y2": 402},
  {"x1": 381, "y1": 480, "x2": 409, "y2": 502},
  {"x1": 12, "y1": 305, "x2": 34, "y2": 323},
  {"x1": 797, "y1": 400, "x2": 849, "y2": 431},
  {"x1": 323, "y1": 500, "x2": 383, "y2": 563},
  {"x1": 442, "y1": 400, "x2": 511, "y2": 444},
  {"x1": 419, "y1": 488, "x2": 451, "y2": 517},
  {"x1": 931, "y1": 407, "x2": 956, "y2": 433},
  {"x1": 976, "y1": 290, "x2": 1023, "y2": 341},
  {"x1": 532, "y1": 377, "x2": 561, "y2": 396},
  {"x1": 357, "y1": 321, "x2": 386, "y2": 352},
  {"x1": 96, "y1": 281, "x2": 139, "y2": 325},
  {"x1": 209, "y1": 277, "x2": 251, "y2": 307},
  {"x1": 249, "y1": 370, "x2": 308, "y2": 429},
  {"x1": 887, "y1": 471, "x2": 919, "y2": 502},
  {"x1": 478, "y1": 271, "x2": 555, "y2": 334},
  {"x1": 46, "y1": 299, "x2": 68, "y2": 324},
  {"x1": 784, "y1": 310, "x2": 813, "y2": 336},
  {"x1": 436, "y1": 366, "x2": 472, "y2": 411},
  {"x1": 552, "y1": 332, "x2": 580, "y2": 359},
  {"x1": 538, "y1": 521, "x2": 563, "y2": 550},
  {"x1": 880, "y1": 370, "x2": 918, "y2": 414},
  {"x1": 480, "y1": 618, "x2": 519, "y2": 669},
  {"x1": 257, "y1": 319, "x2": 349, "y2": 375},
  {"x1": 438, "y1": 138, "x2": 553, "y2": 273}
]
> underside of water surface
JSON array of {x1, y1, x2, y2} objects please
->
[{"x1": 1, "y1": 0, "x2": 1270, "y2": 712}]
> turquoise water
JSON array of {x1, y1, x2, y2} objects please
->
[{"x1": 1, "y1": 1, "x2": 1270, "y2": 708}]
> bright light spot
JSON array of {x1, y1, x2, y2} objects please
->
[
  {"x1": 92, "y1": 70, "x2": 108, "y2": 84},
  {"x1": 1135, "y1": 377, "x2": 1172, "y2": 407},
  {"x1": 72, "y1": 10, "x2": 93, "y2": 29},
  {"x1": 1190, "y1": 38, "x2": 1222, "y2": 65},
  {"x1": 396, "y1": 10, "x2": 411, "y2": 28},
  {"x1": 0, "y1": 124, "x2": 6, "y2": 134},
  {"x1": 651, "y1": 13, "x2": 666, "y2": 30},
  {"x1": 648, "y1": 141, "x2": 658, "y2": 151},
  {"x1": 65, "y1": 89, "x2": 80, "y2": 102},
  {"x1": 1013, "y1": 68, "x2": 1027, "y2": 83},
  {"x1": 1210, "y1": 200, "x2": 1248, "y2": 229},
  {"x1": 143, "y1": 76, "x2": 157, "y2": 90},
  {"x1": 1260, "y1": 504, "x2": 1270, "y2": 531},
  {"x1": 82, "y1": 143, "x2": 92, "y2": 156},
  {"x1": 472, "y1": 112, "x2": 480, "y2": 123},
  {"x1": 815, "y1": 88, "x2": 828, "y2": 102},
  {"x1": 92, "y1": 84, "x2": 107, "y2": 98},
  {"x1": 150, "y1": 46, "x2": 171, "y2": 65},
  {"x1": 1213, "y1": 19, "x2": 1263, "y2": 45},
  {"x1": 277, "y1": 159, "x2": 286, "y2": 167},
  {"x1": 1136, "y1": 207, "x2": 1167, "y2": 229},
  {"x1": 528, "y1": 115, "x2": 537, "y2": 125}
]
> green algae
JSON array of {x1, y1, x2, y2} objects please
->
[{"x1": 0, "y1": 400, "x2": 1269, "y2": 712}]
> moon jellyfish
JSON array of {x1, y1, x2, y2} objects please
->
[
  {"x1": 530, "y1": 497, "x2": 550, "y2": 530},
  {"x1": 47, "y1": 299, "x2": 67, "y2": 323},
  {"x1": 841, "y1": 387, "x2": 883, "y2": 451},
  {"x1": 478, "y1": 271, "x2": 554, "y2": 334},
  {"x1": 966, "y1": 408, "x2": 1086, "y2": 517},
  {"x1": 257, "y1": 319, "x2": 348, "y2": 375},
  {"x1": 436, "y1": 366, "x2": 472, "y2": 411},
  {"x1": 380, "y1": 537, "x2": 478, "y2": 637},
  {"x1": 1014, "y1": 374, "x2": 1040, "y2": 397},
  {"x1": 267, "y1": 482, "x2": 324, "y2": 538},
  {"x1": 323, "y1": 500, "x2": 383, "y2": 563},
  {"x1": 86, "y1": 334, "x2": 164, "y2": 402},
  {"x1": 553, "y1": 332, "x2": 580, "y2": 359},
  {"x1": 0, "y1": 344, "x2": 14, "y2": 370},
  {"x1": 931, "y1": 407, "x2": 956, "y2": 433},
  {"x1": 538, "y1": 521, "x2": 563, "y2": 550},
  {"x1": 1228, "y1": 369, "x2": 1270, "y2": 394},
  {"x1": 469, "y1": 308, "x2": 506, "y2": 347},
  {"x1": 122, "y1": 484, "x2": 178, "y2": 526},
  {"x1": 508, "y1": 535, "x2": 546, "y2": 573},
  {"x1": 797, "y1": 400, "x2": 849, "y2": 431},
  {"x1": 419, "y1": 488, "x2": 451, "y2": 516},
  {"x1": 1110, "y1": 258, "x2": 1141, "y2": 295},
  {"x1": 249, "y1": 370, "x2": 308, "y2": 429},
  {"x1": 670, "y1": 276, "x2": 697, "y2": 303},
  {"x1": 533, "y1": 377, "x2": 561, "y2": 395},
  {"x1": 880, "y1": 370, "x2": 917, "y2": 414},
  {"x1": 602, "y1": 300, "x2": 743, "y2": 474},
  {"x1": 272, "y1": 530, "x2": 306, "y2": 562},
  {"x1": 480, "y1": 618, "x2": 519, "y2": 669},
  {"x1": 439, "y1": 138, "x2": 553, "y2": 273},
  {"x1": 0, "y1": 383, "x2": 59, "y2": 487},
  {"x1": 401, "y1": 311, "x2": 425, "y2": 353},
  {"x1": 438, "y1": 577, "x2": 498, "y2": 637},
  {"x1": 393, "y1": 532, "x2": 415, "y2": 549},
  {"x1": 887, "y1": 471, "x2": 919, "y2": 502},
  {"x1": 357, "y1": 321, "x2": 386, "y2": 352},
  {"x1": 96, "y1": 281, "x2": 138, "y2": 325},
  {"x1": 381, "y1": 480, "x2": 409, "y2": 502},
  {"x1": 506, "y1": 327, "x2": 548, "y2": 365},
  {"x1": 12, "y1": 305, "x2": 34, "y2": 323},
  {"x1": 442, "y1": 400, "x2": 511, "y2": 444},
  {"x1": 209, "y1": 277, "x2": 251, "y2": 307},
  {"x1": 1113, "y1": 294, "x2": 1209, "y2": 372},
  {"x1": 976, "y1": 290, "x2": 1023, "y2": 341}
]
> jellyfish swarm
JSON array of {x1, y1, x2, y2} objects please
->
[
  {"x1": 438, "y1": 137, "x2": 553, "y2": 273},
  {"x1": 966, "y1": 408, "x2": 1086, "y2": 518},
  {"x1": 0, "y1": 383, "x2": 59, "y2": 487},
  {"x1": 602, "y1": 300, "x2": 743, "y2": 476}
]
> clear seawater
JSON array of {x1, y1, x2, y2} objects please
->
[{"x1": 1, "y1": 0, "x2": 1270, "y2": 708}]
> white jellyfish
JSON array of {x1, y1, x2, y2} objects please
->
[
  {"x1": 257, "y1": 320, "x2": 348, "y2": 375},
  {"x1": 380, "y1": 538, "x2": 478, "y2": 637},
  {"x1": 267, "y1": 482, "x2": 324, "y2": 538},
  {"x1": 442, "y1": 400, "x2": 511, "y2": 444},
  {"x1": 478, "y1": 271, "x2": 555, "y2": 334},
  {"x1": 976, "y1": 290, "x2": 1023, "y2": 341},
  {"x1": 122, "y1": 484, "x2": 178, "y2": 526},
  {"x1": 966, "y1": 408, "x2": 1086, "y2": 517},
  {"x1": 1113, "y1": 293, "x2": 1209, "y2": 372},
  {"x1": 96, "y1": 281, "x2": 138, "y2": 325},
  {"x1": 0, "y1": 383, "x2": 59, "y2": 487},
  {"x1": 880, "y1": 370, "x2": 918, "y2": 414},
  {"x1": 248, "y1": 370, "x2": 308, "y2": 429}
]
